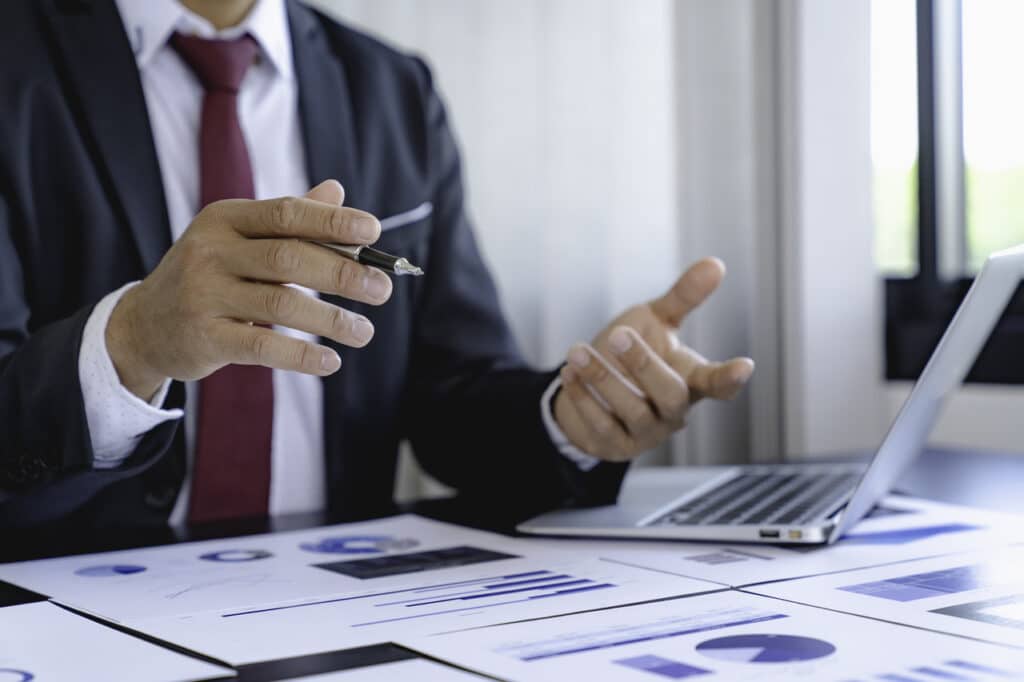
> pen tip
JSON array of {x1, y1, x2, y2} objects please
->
[{"x1": 395, "y1": 258, "x2": 425, "y2": 277}]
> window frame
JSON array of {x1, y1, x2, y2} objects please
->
[{"x1": 884, "y1": 0, "x2": 1024, "y2": 384}]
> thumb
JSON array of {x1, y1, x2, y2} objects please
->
[
  {"x1": 305, "y1": 179, "x2": 345, "y2": 206},
  {"x1": 649, "y1": 257, "x2": 726, "y2": 327}
]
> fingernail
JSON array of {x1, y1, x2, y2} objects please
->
[
  {"x1": 321, "y1": 349, "x2": 341, "y2": 372},
  {"x1": 363, "y1": 273, "x2": 391, "y2": 301},
  {"x1": 734, "y1": 360, "x2": 755, "y2": 383},
  {"x1": 354, "y1": 216, "x2": 380, "y2": 241},
  {"x1": 352, "y1": 316, "x2": 375, "y2": 344},
  {"x1": 609, "y1": 328, "x2": 632, "y2": 355},
  {"x1": 568, "y1": 346, "x2": 590, "y2": 368}
]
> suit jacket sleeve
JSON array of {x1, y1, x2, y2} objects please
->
[
  {"x1": 403, "y1": 61, "x2": 627, "y2": 513},
  {"x1": 0, "y1": 193, "x2": 181, "y2": 527}
]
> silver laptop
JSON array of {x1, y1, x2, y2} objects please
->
[{"x1": 520, "y1": 245, "x2": 1024, "y2": 545}]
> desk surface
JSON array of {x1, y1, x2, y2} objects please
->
[
  {"x1": 3, "y1": 446, "x2": 1022, "y2": 680},
  {"x1": 5, "y1": 446, "x2": 1024, "y2": 566}
]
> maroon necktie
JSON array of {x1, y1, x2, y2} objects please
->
[{"x1": 171, "y1": 33, "x2": 273, "y2": 523}]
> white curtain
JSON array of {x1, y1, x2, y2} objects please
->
[
  {"x1": 306, "y1": 1, "x2": 686, "y2": 497},
  {"x1": 307, "y1": 0, "x2": 680, "y2": 368}
]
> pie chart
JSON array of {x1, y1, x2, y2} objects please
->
[
  {"x1": 199, "y1": 549, "x2": 273, "y2": 562},
  {"x1": 74, "y1": 564, "x2": 147, "y2": 577},
  {"x1": 0, "y1": 670, "x2": 34, "y2": 682},
  {"x1": 696, "y1": 634, "x2": 836, "y2": 663},
  {"x1": 299, "y1": 535, "x2": 419, "y2": 554}
]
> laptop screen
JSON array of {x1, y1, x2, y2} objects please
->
[{"x1": 830, "y1": 244, "x2": 1024, "y2": 542}]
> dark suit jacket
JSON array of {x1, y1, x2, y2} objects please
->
[{"x1": 0, "y1": 0, "x2": 626, "y2": 528}]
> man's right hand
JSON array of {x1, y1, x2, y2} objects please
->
[{"x1": 106, "y1": 180, "x2": 392, "y2": 401}]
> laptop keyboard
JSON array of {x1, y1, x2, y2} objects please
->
[{"x1": 647, "y1": 470, "x2": 860, "y2": 528}]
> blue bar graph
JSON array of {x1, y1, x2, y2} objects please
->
[
  {"x1": 221, "y1": 567, "x2": 619, "y2": 629},
  {"x1": 946, "y1": 660, "x2": 1017, "y2": 678},
  {"x1": 489, "y1": 609, "x2": 790, "y2": 662},
  {"x1": 871, "y1": 659, "x2": 1019, "y2": 681},
  {"x1": 841, "y1": 523, "x2": 981, "y2": 545},
  {"x1": 839, "y1": 565, "x2": 989, "y2": 602},
  {"x1": 616, "y1": 654, "x2": 711, "y2": 679}
]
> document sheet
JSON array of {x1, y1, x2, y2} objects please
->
[
  {"x1": 400, "y1": 589, "x2": 1024, "y2": 681},
  {"x1": 0, "y1": 601, "x2": 232, "y2": 681},
  {"x1": 520, "y1": 495, "x2": 1024, "y2": 587},
  {"x1": 0, "y1": 516, "x2": 521, "y2": 623},
  {"x1": 287, "y1": 658, "x2": 486, "y2": 681},
  {"x1": 0, "y1": 515, "x2": 718, "y2": 665},
  {"x1": 749, "y1": 543, "x2": 1024, "y2": 648}
]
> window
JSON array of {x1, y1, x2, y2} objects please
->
[
  {"x1": 962, "y1": 0, "x2": 1024, "y2": 270},
  {"x1": 872, "y1": 0, "x2": 918, "y2": 277},
  {"x1": 875, "y1": 0, "x2": 1024, "y2": 383}
]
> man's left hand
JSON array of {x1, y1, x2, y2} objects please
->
[{"x1": 553, "y1": 257, "x2": 754, "y2": 462}]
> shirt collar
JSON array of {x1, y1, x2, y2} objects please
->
[{"x1": 113, "y1": 0, "x2": 294, "y2": 80}]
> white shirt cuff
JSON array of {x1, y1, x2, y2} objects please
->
[
  {"x1": 79, "y1": 282, "x2": 183, "y2": 469},
  {"x1": 541, "y1": 376, "x2": 601, "y2": 472}
]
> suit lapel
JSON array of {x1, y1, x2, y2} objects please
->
[
  {"x1": 288, "y1": 1, "x2": 364, "y2": 510},
  {"x1": 42, "y1": 0, "x2": 171, "y2": 273},
  {"x1": 288, "y1": 1, "x2": 361, "y2": 206}
]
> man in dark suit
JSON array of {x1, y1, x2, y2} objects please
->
[{"x1": 0, "y1": 0, "x2": 753, "y2": 529}]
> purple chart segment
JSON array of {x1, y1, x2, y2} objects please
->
[
  {"x1": 696, "y1": 634, "x2": 836, "y2": 663},
  {"x1": 0, "y1": 671, "x2": 34, "y2": 682},
  {"x1": 74, "y1": 565, "x2": 147, "y2": 577},
  {"x1": 300, "y1": 535, "x2": 419, "y2": 555},
  {"x1": 615, "y1": 655, "x2": 712, "y2": 679},
  {"x1": 841, "y1": 523, "x2": 982, "y2": 545},
  {"x1": 199, "y1": 549, "x2": 273, "y2": 562}
]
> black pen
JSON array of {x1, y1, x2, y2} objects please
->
[{"x1": 315, "y1": 242, "x2": 424, "y2": 277}]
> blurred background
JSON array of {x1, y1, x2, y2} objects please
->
[{"x1": 304, "y1": 0, "x2": 1024, "y2": 498}]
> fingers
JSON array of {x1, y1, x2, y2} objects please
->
[
  {"x1": 566, "y1": 344, "x2": 658, "y2": 438},
  {"x1": 223, "y1": 282, "x2": 376, "y2": 348},
  {"x1": 305, "y1": 179, "x2": 345, "y2": 206},
  {"x1": 559, "y1": 367, "x2": 636, "y2": 460},
  {"x1": 649, "y1": 257, "x2": 725, "y2": 328},
  {"x1": 552, "y1": 387, "x2": 599, "y2": 453},
  {"x1": 213, "y1": 323, "x2": 342, "y2": 376},
  {"x1": 213, "y1": 195, "x2": 381, "y2": 245},
  {"x1": 667, "y1": 345, "x2": 755, "y2": 402},
  {"x1": 606, "y1": 327, "x2": 689, "y2": 426},
  {"x1": 231, "y1": 239, "x2": 392, "y2": 304}
]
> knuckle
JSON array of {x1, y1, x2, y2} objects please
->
[
  {"x1": 330, "y1": 306, "x2": 352, "y2": 337},
  {"x1": 326, "y1": 205, "x2": 347, "y2": 237},
  {"x1": 628, "y1": 345, "x2": 651, "y2": 371},
  {"x1": 272, "y1": 197, "x2": 300, "y2": 232},
  {"x1": 586, "y1": 361, "x2": 609, "y2": 383},
  {"x1": 248, "y1": 333, "x2": 273, "y2": 364},
  {"x1": 334, "y1": 259, "x2": 362, "y2": 293},
  {"x1": 196, "y1": 200, "x2": 228, "y2": 227},
  {"x1": 615, "y1": 436, "x2": 638, "y2": 459},
  {"x1": 565, "y1": 386, "x2": 586, "y2": 407},
  {"x1": 625, "y1": 403, "x2": 653, "y2": 429},
  {"x1": 591, "y1": 415, "x2": 614, "y2": 438},
  {"x1": 265, "y1": 241, "x2": 301, "y2": 275},
  {"x1": 262, "y1": 287, "x2": 296, "y2": 320},
  {"x1": 296, "y1": 341, "x2": 316, "y2": 370},
  {"x1": 663, "y1": 387, "x2": 689, "y2": 415},
  {"x1": 177, "y1": 236, "x2": 215, "y2": 267}
]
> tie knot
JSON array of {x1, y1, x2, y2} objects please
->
[{"x1": 170, "y1": 32, "x2": 258, "y2": 94}]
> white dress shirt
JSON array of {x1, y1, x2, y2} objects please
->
[{"x1": 79, "y1": 0, "x2": 596, "y2": 526}]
